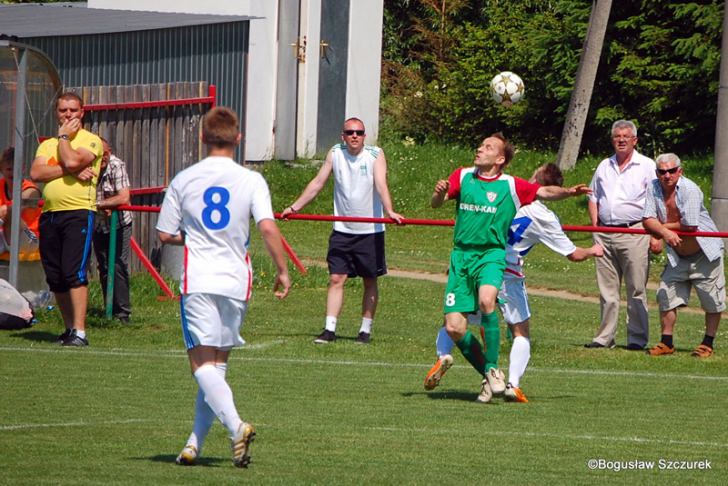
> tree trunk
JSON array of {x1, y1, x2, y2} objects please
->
[{"x1": 556, "y1": 0, "x2": 613, "y2": 170}]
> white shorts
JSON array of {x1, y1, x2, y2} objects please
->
[
  {"x1": 657, "y1": 252, "x2": 726, "y2": 313},
  {"x1": 498, "y1": 272, "x2": 530, "y2": 325},
  {"x1": 180, "y1": 293, "x2": 248, "y2": 350}
]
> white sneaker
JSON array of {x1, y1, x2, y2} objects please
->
[
  {"x1": 486, "y1": 368, "x2": 506, "y2": 395},
  {"x1": 231, "y1": 422, "x2": 256, "y2": 468},
  {"x1": 424, "y1": 354, "x2": 453, "y2": 391},
  {"x1": 175, "y1": 444, "x2": 198, "y2": 466},
  {"x1": 476, "y1": 378, "x2": 492, "y2": 403}
]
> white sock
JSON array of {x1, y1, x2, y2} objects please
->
[
  {"x1": 193, "y1": 364, "x2": 242, "y2": 438},
  {"x1": 75, "y1": 330, "x2": 86, "y2": 339},
  {"x1": 325, "y1": 316, "x2": 337, "y2": 332},
  {"x1": 436, "y1": 326, "x2": 455, "y2": 357},
  {"x1": 186, "y1": 363, "x2": 227, "y2": 451},
  {"x1": 359, "y1": 317, "x2": 373, "y2": 334},
  {"x1": 508, "y1": 336, "x2": 530, "y2": 388}
]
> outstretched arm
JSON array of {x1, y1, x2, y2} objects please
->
[
  {"x1": 258, "y1": 219, "x2": 291, "y2": 299},
  {"x1": 280, "y1": 152, "x2": 334, "y2": 218},
  {"x1": 537, "y1": 183, "x2": 591, "y2": 201},
  {"x1": 567, "y1": 243, "x2": 604, "y2": 262}
]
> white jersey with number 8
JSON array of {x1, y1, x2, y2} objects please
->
[{"x1": 156, "y1": 156, "x2": 274, "y2": 300}]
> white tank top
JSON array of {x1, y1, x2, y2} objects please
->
[{"x1": 331, "y1": 144, "x2": 384, "y2": 234}]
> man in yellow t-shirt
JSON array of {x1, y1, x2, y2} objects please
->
[{"x1": 31, "y1": 92, "x2": 102, "y2": 347}]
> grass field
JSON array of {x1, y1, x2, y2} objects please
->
[
  {"x1": 1, "y1": 270, "x2": 727, "y2": 484},
  {"x1": 2, "y1": 141, "x2": 726, "y2": 484}
]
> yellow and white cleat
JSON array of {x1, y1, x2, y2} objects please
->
[
  {"x1": 175, "y1": 444, "x2": 198, "y2": 466},
  {"x1": 232, "y1": 422, "x2": 256, "y2": 468}
]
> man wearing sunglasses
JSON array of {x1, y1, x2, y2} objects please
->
[
  {"x1": 281, "y1": 118, "x2": 403, "y2": 344},
  {"x1": 642, "y1": 153, "x2": 724, "y2": 358},
  {"x1": 585, "y1": 120, "x2": 659, "y2": 351}
]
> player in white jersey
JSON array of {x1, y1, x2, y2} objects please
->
[
  {"x1": 157, "y1": 107, "x2": 290, "y2": 469},
  {"x1": 424, "y1": 164, "x2": 603, "y2": 402},
  {"x1": 281, "y1": 117, "x2": 403, "y2": 344}
]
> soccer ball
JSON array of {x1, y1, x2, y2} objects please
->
[{"x1": 490, "y1": 71, "x2": 524, "y2": 107}]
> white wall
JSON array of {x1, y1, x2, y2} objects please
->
[
  {"x1": 347, "y1": 0, "x2": 384, "y2": 144},
  {"x1": 89, "y1": 0, "x2": 277, "y2": 161},
  {"x1": 90, "y1": 0, "x2": 384, "y2": 160}
]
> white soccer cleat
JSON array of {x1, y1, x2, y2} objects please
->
[
  {"x1": 486, "y1": 368, "x2": 506, "y2": 395},
  {"x1": 424, "y1": 354, "x2": 454, "y2": 391},
  {"x1": 231, "y1": 422, "x2": 256, "y2": 468},
  {"x1": 175, "y1": 444, "x2": 198, "y2": 466},
  {"x1": 476, "y1": 378, "x2": 492, "y2": 403}
]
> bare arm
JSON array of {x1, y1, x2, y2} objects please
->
[
  {"x1": 536, "y1": 184, "x2": 592, "y2": 201},
  {"x1": 643, "y1": 216, "x2": 682, "y2": 247},
  {"x1": 258, "y1": 218, "x2": 291, "y2": 299},
  {"x1": 31, "y1": 154, "x2": 97, "y2": 183},
  {"x1": 158, "y1": 231, "x2": 185, "y2": 246},
  {"x1": 97, "y1": 187, "x2": 131, "y2": 209},
  {"x1": 280, "y1": 153, "x2": 334, "y2": 218},
  {"x1": 431, "y1": 179, "x2": 450, "y2": 208},
  {"x1": 373, "y1": 150, "x2": 404, "y2": 223},
  {"x1": 567, "y1": 243, "x2": 604, "y2": 262}
]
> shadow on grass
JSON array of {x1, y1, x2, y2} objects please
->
[
  {"x1": 146, "y1": 454, "x2": 225, "y2": 467},
  {"x1": 10, "y1": 329, "x2": 58, "y2": 343},
  {"x1": 402, "y1": 390, "x2": 480, "y2": 402}
]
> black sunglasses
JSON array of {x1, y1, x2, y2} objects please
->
[
  {"x1": 656, "y1": 167, "x2": 680, "y2": 175},
  {"x1": 343, "y1": 130, "x2": 365, "y2": 136}
]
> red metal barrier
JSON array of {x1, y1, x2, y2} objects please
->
[{"x1": 129, "y1": 236, "x2": 176, "y2": 299}]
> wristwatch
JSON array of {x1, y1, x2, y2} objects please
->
[{"x1": 58, "y1": 134, "x2": 69, "y2": 140}]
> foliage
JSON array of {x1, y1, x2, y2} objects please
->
[{"x1": 382, "y1": 0, "x2": 724, "y2": 157}]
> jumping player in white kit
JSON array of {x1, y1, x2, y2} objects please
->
[
  {"x1": 424, "y1": 163, "x2": 603, "y2": 402},
  {"x1": 157, "y1": 107, "x2": 290, "y2": 468}
]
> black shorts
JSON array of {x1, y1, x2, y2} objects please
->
[
  {"x1": 39, "y1": 210, "x2": 95, "y2": 292},
  {"x1": 327, "y1": 230, "x2": 387, "y2": 278}
]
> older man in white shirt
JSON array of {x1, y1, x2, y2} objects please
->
[{"x1": 585, "y1": 120, "x2": 659, "y2": 350}]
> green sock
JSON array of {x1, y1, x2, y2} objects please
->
[
  {"x1": 455, "y1": 329, "x2": 486, "y2": 376},
  {"x1": 481, "y1": 312, "x2": 500, "y2": 371}
]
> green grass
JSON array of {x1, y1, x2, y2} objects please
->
[
  {"x1": 1, "y1": 141, "x2": 725, "y2": 483},
  {"x1": 1, "y1": 272, "x2": 727, "y2": 484}
]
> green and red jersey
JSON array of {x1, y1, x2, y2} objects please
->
[{"x1": 447, "y1": 167, "x2": 540, "y2": 250}]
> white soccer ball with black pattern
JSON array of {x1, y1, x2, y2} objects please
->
[{"x1": 490, "y1": 71, "x2": 524, "y2": 107}]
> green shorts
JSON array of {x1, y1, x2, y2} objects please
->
[{"x1": 443, "y1": 247, "x2": 506, "y2": 314}]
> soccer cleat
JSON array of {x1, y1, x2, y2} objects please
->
[
  {"x1": 424, "y1": 354, "x2": 453, "y2": 391},
  {"x1": 476, "y1": 378, "x2": 492, "y2": 403},
  {"x1": 62, "y1": 330, "x2": 89, "y2": 347},
  {"x1": 175, "y1": 444, "x2": 198, "y2": 466},
  {"x1": 355, "y1": 332, "x2": 371, "y2": 344},
  {"x1": 647, "y1": 342, "x2": 675, "y2": 356},
  {"x1": 231, "y1": 422, "x2": 256, "y2": 468},
  {"x1": 504, "y1": 383, "x2": 529, "y2": 403},
  {"x1": 486, "y1": 368, "x2": 506, "y2": 395},
  {"x1": 55, "y1": 328, "x2": 72, "y2": 344},
  {"x1": 691, "y1": 344, "x2": 713, "y2": 358},
  {"x1": 314, "y1": 329, "x2": 336, "y2": 344}
]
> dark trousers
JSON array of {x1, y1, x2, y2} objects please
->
[{"x1": 93, "y1": 224, "x2": 132, "y2": 318}]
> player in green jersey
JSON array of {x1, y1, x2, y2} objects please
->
[{"x1": 431, "y1": 133, "x2": 591, "y2": 401}]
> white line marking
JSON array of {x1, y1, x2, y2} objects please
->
[
  {"x1": 0, "y1": 346, "x2": 726, "y2": 381},
  {"x1": 0, "y1": 418, "x2": 149, "y2": 432}
]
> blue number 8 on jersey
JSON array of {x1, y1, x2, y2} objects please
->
[{"x1": 202, "y1": 186, "x2": 231, "y2": 230}]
